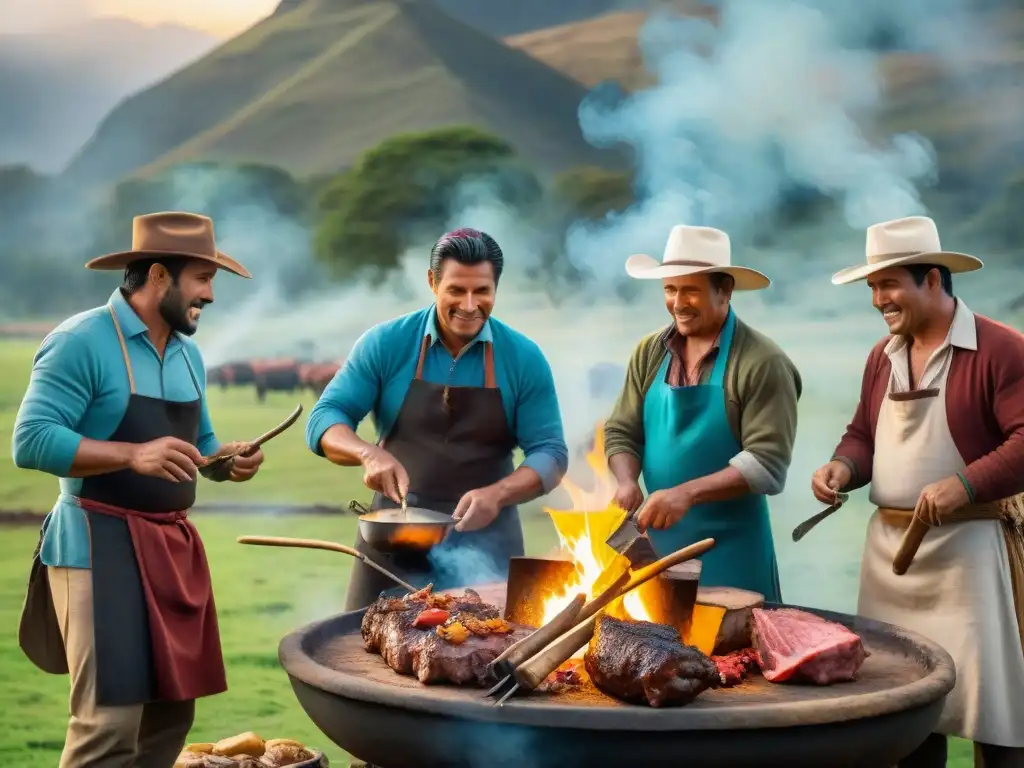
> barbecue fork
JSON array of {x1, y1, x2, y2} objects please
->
[{"x1": 485, "y1": 537, "x2": 715, "y2": 705}]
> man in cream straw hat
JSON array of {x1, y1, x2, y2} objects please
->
[
  {"x1": 14, "y1": 212, "x2": 265, "y2": 767},
  {"x1": 812, "y1": 215, "x2": 1024, "y2": 766},
  {"x1": 604, "y1": 225, "x2": 801, "y2": 601}
]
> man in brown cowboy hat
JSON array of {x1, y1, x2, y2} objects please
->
[
  {"x1": 811, "y1": 215, "x2": 1024, "y2": 767},
  {"x1": 13, "y1": 212, "x2": 263, "y2": 767},
  {"x1": 604, "y1": 225, "x2": 802, "y2": 603}
]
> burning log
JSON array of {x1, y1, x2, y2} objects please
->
[{"x1": 505, "y1": 557, "x2": 579, "y2": 626}]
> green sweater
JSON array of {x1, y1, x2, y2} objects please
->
[{"x1": 604, "y1": 314, "x2": 802, "y2": 496}]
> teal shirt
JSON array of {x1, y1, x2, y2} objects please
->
[
  {"x1": 305, "y1": 305, "x2": 568, "y2": 493},
  {"x1": 12, "y1": 289, "x2": 221, "y2": 568}
]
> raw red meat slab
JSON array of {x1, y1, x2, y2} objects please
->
[{"x1": 752, "y1": 608, "x2": 868, "y2": 685}]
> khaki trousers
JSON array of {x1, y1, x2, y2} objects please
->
[{"x1": 49, "y1": 566, "x2": 195, "y2": 768}]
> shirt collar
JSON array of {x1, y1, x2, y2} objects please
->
[
  {"x1": 423, "y1": 304, "x2": 494, "y2": 347},
  {"x1": 661, "y1": 324, "x2": 723, "y2": 355},
  {"x1": 109, "y1": 288, "x2": 184, "y2": 347},
  {"x1": 884, "y1": 298, "x2": 977, "y2": 357},
  {"x1": 109, "y1": 289, "x2": 148, "y2": 338}
]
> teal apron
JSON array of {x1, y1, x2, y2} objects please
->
[{"x1": 641, "y1": 310, "x2": 782, "y2": 602}]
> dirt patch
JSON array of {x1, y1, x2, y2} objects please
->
[{"x1": 0, "y1": 503, "x2": 348, "y2": 526}]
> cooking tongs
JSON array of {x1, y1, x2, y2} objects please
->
[
  {"x1": 202, "y1": 403, "x2": 303, "y2": 475},
  {"x1": 484, "y1": 537, "x2": 715, "y2": 705}
]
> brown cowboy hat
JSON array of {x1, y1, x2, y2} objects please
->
[{"x1": 85, "y1": 211, "x2": 251, "y2": 279}]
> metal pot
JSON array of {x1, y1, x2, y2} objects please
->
[{"x1": 349, "y1": 499, "x2": 455, "y2": 555}]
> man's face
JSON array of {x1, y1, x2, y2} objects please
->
[
  {"x1": 867, "y1": 266, "x2": 940, "y2": 336},
  {"x1": 157, "y1": 259, "x2": 216, "y2": 336},
  {"x1": 428, "y1": 260, "x2": 496, "y2": 342},
  {"x1": 663, "y1": 273, "x2": 731, "y2": 337}
]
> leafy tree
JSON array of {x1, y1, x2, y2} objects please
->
[
  {"x1": 551, "y1": 166, "x2": 634, "y2": 222},
  {"x1": 314, "y1": 126, "x2": 542, "y2": 282}
]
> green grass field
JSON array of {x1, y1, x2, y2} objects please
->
[{"x1": 0, "y1": 337, "x2": 972, "y2": 766}]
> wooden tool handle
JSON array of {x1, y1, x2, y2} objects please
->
[
  {"x1": 516, "y1": 614, "x2": 601, "y2": 690},
  {"x1": 893, "y1": 517, "x2": 930, "y2": 575},
  {"x1": 247, "y1": 403, "x2": 304, "y2": 451},
  {"x1": 623, "y1": 537, "x2": 715, "y2": 594},
  {"x1": 237, "y1": 535, "x2": 363, "y2": 559},
  {"x1": 515, "y1": 537, "x2": 716, "y2": 691},
  {"x1": 492, "y1": 594, "x2": 586, "y2": 671}
]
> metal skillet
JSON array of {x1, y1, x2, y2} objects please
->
[{"x1": 348, "y1": 498, "x2": 456, "y2": 555}]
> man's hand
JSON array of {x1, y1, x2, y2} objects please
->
[
  {"x1": 129, "y1": 437, "x2": 204, "y2": 482},
  {"x1": 811, "y1": 460, "x2": 852, "y2": 504},
  {"x1": 635, "y1": 485, "x2": 695, "y2": 532},
  {"x1": 613, "y1": 480, "x2": 644, "y2": 515},
  {"x1": 914, "y1": 475, "x2": 969, "y2": 526},
  {"x1": 212, "y1": 442, "x2": 265, "y2": 482},
  {"x1": 452, "y1": 487, "x2": 503, "y2": 533},
  {"x1": 360, "y1": 445, "x2": 409, "y2": 504}
]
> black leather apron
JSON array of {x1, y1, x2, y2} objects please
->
[{"x1": 344, "y1": 334, "x2": 525, "y2": 611}]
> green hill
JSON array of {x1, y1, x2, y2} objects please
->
[{"x1": 63, "y1": 0, "x2": 614, "y2": 186}]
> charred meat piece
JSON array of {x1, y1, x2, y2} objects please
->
[
  {"x1": 584, "y1": 615, "x2": 720, "y2": 707},
  {"x1": 752, "y1": 608, "x2": 868, "y2": 684},
  {"x1": 712, "y1": 647, "x2": 762, "y2": 687}
]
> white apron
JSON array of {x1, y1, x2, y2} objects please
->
[{"x1": 859, "y1": 340, "x2": 1024, "y2": 746}]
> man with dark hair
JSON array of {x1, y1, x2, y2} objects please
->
[
  {"x1": 812, "y1": 216, "x2": 1024, "y2": 766},
  {"x1": 14, "y1": 212, "x2": 264, "y2": 767},
  {"x1": 307, "y1": 228, "x2": 568, "y2": 610},
  {"x1": 605, "y1": 225, "x2": 801, "y2": 602}
]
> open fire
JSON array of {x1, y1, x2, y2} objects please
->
[{"x1": 539, "y1": 425, "x2": 678, "y2": 656}]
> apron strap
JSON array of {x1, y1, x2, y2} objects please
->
[
  {"x1": 414, "y1": 335, "x2": 430, "y2": 380},
  {"x1": 414, "y1": 335, "x2": 497, "y2": 389},
  {"x1": 177, "y1": 338, "x2": 203, "y2": 400},
  {"x1": 709, "y1": 309, "x2": 736, "y2": 388},
  {"x1": 483, "y1": 343, "x2": 497, "y2": 389},
  {"x1": 107, "y1": 304, "x2": 136, "y2": 395}
]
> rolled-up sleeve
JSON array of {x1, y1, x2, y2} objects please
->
[
  {"x1": 513, "y1": 343, "x2": 568, "y2": 493},
  {"x1": 729, "y1": 353, "x2": 802, "y2": 496},
  {"x1": 305, "y1": 328, "x2": 381, "y2": 456},
  {"x1": 12, "y1": 332, "x2": 93, "y2": 476}
]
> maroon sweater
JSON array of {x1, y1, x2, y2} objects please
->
[{"x1": 833, "y1": 313, "x2": 1024, "y2": 504}]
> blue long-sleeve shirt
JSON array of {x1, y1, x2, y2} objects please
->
[
  {"x1": 12, "y1": 289, "x2": 220, "y2": 568},
  {"x1": 306, "y1": 305, "x2": 568, "y2": 494}
]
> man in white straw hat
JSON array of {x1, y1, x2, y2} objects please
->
[
  {"x1": 604, "y1": 225, "x2": 801, "y2": 602},
  {"x1": 811, "y1": 215, "x2": 1024, "y2": 766},
  {"x1": 13, "y1": 212, "x2": 265, "y2": 767}
]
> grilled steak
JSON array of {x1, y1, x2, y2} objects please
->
[
  {"x1": 752, "y1": 608, "x2": 868, "y2": 684},
  {"x1": 584, "y1": 615, "x2": 720, "y2": 707},
  {"x1": 360, "y1": 585, "x2": 528, "y2": 685}
]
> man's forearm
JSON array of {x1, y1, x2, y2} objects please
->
[
  {"x1": 486, "y1": 466, "x2": 544, "y2": 508},
  {"x1": 319, "y1": 424, "x2": 375, "y2": 467},
  {"x1": 609, "y1": 452, "x2": 641, "y2": 485},
  {"x1": 68, "y1": 438, "x2": 136, "y2": 478},
  {"x1": 680, "y1": 466, "x2": 750, "y2": 505}
]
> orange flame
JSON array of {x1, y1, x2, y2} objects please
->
[{"x1": 541, "y1": 424, "x2": 654, "y2": 656}]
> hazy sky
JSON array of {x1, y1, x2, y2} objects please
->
[{"x1": 0, "y1": 0, "x2": 279, "y2": 37}]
